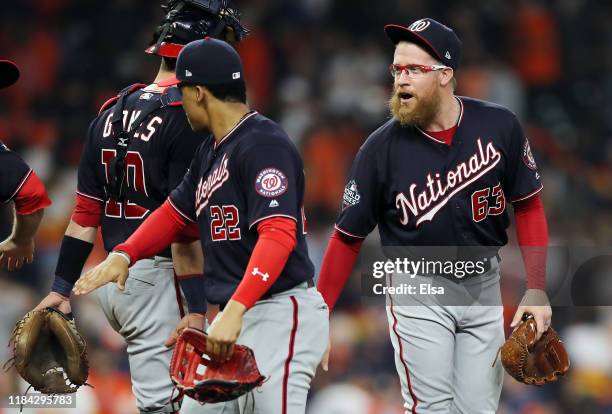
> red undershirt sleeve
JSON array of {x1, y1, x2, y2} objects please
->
[
  {"x1": 114, "y1": 200, "x2": 188, "y2": 264},
  {"x1": 316, "y1": 229, "x2": 364, "y2": 311},
  {"x1": 231, "y1": 217, "x2": 297, "y2": 309},
  {"x1": 513, "y1": 193, "x2": 548, "y2": 290},
  {"x1": 71, "y1": 193, "x2": 103, "y2": 227},
  {"x1": 13, "y1": 171, "x2": 52, "y2": 215}
]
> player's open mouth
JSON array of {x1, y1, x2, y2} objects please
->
[{"x1": 398, "y1": 92, "x2": 413, "y2": 104}]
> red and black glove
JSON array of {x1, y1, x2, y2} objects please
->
[{"x1": 169, "y1": 328, "x2": 266, "y2": 404}]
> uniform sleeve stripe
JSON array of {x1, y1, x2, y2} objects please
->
[
  {"x1": 7, "y1": 169, "x2": 33, "y2": 202},
  {"x1": 248, "y1": 214, "x2": 297, "y2": 230},
  {"x1": 76, "y1": 190, "x2": 104, "y2": 203},
  {"x1": 334, "y1": 224, "x2": 367, "y2": 239},
  {"x1": 510, "y1": 184, "x2": 543, "y2": 203},
  {"x1": 168, "y1": 197, "x2": 196, "y2": 223}
]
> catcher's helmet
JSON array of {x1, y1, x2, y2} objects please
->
[{"x1": 146, "y1": 0, "x2": 248, "y2": 58}]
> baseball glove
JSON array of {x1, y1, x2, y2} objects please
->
[
  {"x1": 496, "y1": 315, "x2": 570, "y2": 385},
  {"x1": 170, "y1": 327, "x2": 266, "y2": 404},
  {"x1": 4, "y1": 308, "x2": 89, "y2": 393}
]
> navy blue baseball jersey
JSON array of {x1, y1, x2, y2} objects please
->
[
  {"x1": 77, "y1": 88, "x2": 203, "y2": 251},
  {"x1": 0, "y1": 142, "x2": 32, "y2": 203},
  {"x1": 168, "y1": 111, "x2": 313, "y2": 305},
  {"x1": 336, "y1": 97, "x2": 542, "y2": 248}
]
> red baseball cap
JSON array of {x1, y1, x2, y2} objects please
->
[{"x1": 0, "y1": 60, "x2": 19, "y2": 89}]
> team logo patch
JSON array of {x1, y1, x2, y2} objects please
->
[
  {"x1": 343, "y1": 180, "x2": 361, "y2": 209},
  {"x1": 255, "y1": 168, "x2": 288, "y2": 198},
  {"x1": 522, "y1": 139, "x2": 537, "y2": 170},
  {"x1": 140, "y1": 92, "x2": 154, "y2": 101}
]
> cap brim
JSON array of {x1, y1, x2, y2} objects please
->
[
  {"x1": 157, "y1": 75, "x2": 181, "y2": 87},
  {"x1": 0, "y1": 60, "x2": 20, "y2": 89},
  {"x1": 384, "y1": 24, "x2": 443, "y2": 61}
]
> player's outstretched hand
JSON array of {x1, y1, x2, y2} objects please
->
[
  {"x1": 165, "y1": 313, "x2": 206, "y2": 348},
  {"x1": 511, "y1": 288, "x2": 552, "y2": 341},
  {"x1": 0, "y1": 237, "x2": 34, "y2": 271},
  {"x1": 206, "y1": 300, "x2": 246, "y2": 361},
  {"x1": 73, "y1": 253, "x2": 129, "y2": 295},
  {"x1": 34, "y1": 292, "x2": 71, "y2": 314}
]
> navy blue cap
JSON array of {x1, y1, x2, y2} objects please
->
[
  {"x1": 158, "y1": 37, "x2": 243, "y2": 87},
  {"x1": 384, "y1": 18, "x2": 462, "y2": 71},
  {"x1": 0, "y1": 60, "x2": 19, "y2": 89}
]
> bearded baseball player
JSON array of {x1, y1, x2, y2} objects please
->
[
  {"x1": 316, "y1": 18, "x2": 552, "y2": 413},
  {"x1": 31, "y1": 2, "x2": 248, "y2": 413},
  {"x1": 74, "y1": 38, "x2": 329, "y2": 414},
  {"x1": 0, "y1": 60, "x2": 52, "y2": 271}
]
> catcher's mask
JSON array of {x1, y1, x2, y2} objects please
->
[{"x1": 146, "y1": 0, "x2": 249, "y2": 58}]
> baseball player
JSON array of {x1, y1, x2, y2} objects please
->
[
  {"x1": 32, "y1": 3, "x2": 248, "y2": 413},
  {"x1": 73, "y1": 38, "x2": 330, "y2": 414},
  {"x1": 316, "y1": 18, "x2": 552, "y2": 413},
  {"x1": 0, "y1": 60, "x2": 52, "y2": 271}
]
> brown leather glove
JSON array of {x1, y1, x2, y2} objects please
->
[
  {"x1": 5, "y1": 308, "x2": 89, "y2": 393},
  {"x1": 498, "y1": 315, "x2": 570, "y2": 385}
]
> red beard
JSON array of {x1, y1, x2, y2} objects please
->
[{"x1": 389, "y1": 85, "x2": 441, "y2": 128}]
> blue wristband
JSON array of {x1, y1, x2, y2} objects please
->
[{"x1": 51, "y1": 276, "x2": 74, "y2": 297}]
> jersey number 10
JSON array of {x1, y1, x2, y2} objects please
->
[{"x1": 101, "y1": 149, "x2": 149, "y2": 219}]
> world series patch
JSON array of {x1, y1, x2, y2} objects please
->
[
  {"x1": 255, "y1": 168, "x2": 288, "y2": 198},
  {"x1": 522, "y1": 139, "x2": 537, "y2": 170},
  {"x1": 343, "y1": 180, "x2": 361, "y2": 209}
]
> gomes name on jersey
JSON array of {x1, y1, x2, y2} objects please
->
[
  {"x1": 395, "y1": 138, "x2": 501, "y2": 227},
  {"x1": 102, "y1": 110, "x2": 163, "y2": 142}
]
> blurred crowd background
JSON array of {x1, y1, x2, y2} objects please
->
[{"x1": 1, "y1": 0, "x2": 611, "y2": 413}]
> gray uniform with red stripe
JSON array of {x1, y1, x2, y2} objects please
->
[
  {"x1": 77, "y1": 85, "x2": 203, "y2": 413},
  {"x1": 336, "y1": 97, "x2": 542, "y2": 413},
  {"x1": 168, "y1": 111, "x2": 329, "y2": 414}
]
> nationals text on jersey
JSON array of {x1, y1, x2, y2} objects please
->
[
  {"x1": 395, "y1": 138, "x2": 501, "y2": 226},
  {"x1": 195, "y1": 152, "x2": 230, "y2": 216}
]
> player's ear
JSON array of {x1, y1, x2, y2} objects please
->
[
  {"x1": 439, "y1": 68, "x2": 454, "y2": 88},
  {"x1": 199, "y1": 86, "x2": 216, "y2": 110},
  {"x1": 194, "y1": 86, "x2": 207, "y2": 104}
]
